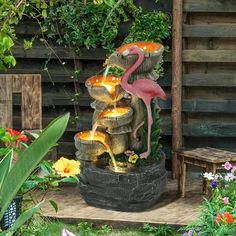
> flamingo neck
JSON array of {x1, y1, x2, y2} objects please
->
[{"x1": 121, "y1": 50, "x2": 145, "y2": 92}]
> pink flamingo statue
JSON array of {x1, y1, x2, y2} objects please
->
[{"x1": 121, "y1": 46, "x2": 167, "y2": 159}]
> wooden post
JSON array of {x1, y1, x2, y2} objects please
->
[{"x1": 171, "y1": 0, "x2": 183, "y2": 179}]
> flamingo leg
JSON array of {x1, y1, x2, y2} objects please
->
[
  {"x1": 140, "y1": 99, "x2": 153, "y2": 159},
  {"x1": 133, "y1": 121, "x2": 145, "y2": 139}
]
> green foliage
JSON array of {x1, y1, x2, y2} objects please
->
[
  {"x1": 16, "y1": 218, "x2": 179, "y2": 236},
  {"x1": 0, "y1": 0, "x2": 52, "y2": 70},
  {"x1": 0, "y1": 0, "x2": 25, "y2": 69},
  {"x1": 77, "y1": 222, "x2": 112, "y2": 236},
  {"x1": 44, "y1": 0, "x2": 141, "y2": 52},
  {"x1": 141, "y1": 223, "x2": 176, "y2": 236},
  {"x1": 124, "y1": 11, "x2": 171, "y2": 44},
  {"x1": 0, "y1": 113, "x2": 70, "y2": 234},
  {"x1": 19, "y1": 159, "x2": 78, "y2": 196}
]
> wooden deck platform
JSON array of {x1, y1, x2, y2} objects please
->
[{"x1": 41, "y1": 177, "x2": 203, "y2": 227}]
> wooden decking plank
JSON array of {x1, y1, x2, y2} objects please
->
[
  {"x1": 183, "y1": 50, "x2": 236, "y2": 63},
  {"x1": 183, "y1": 24, "x2": 236, "y2": 38},
  {"x1": 0, "y1": 75, "x2": 13, "y2": 128},
  {"x1": 41, "y1": 180, "x2": 202, "y2": 226},
  {"x1": 184, "y1": 0, "x2": 236, "y2": 12}
]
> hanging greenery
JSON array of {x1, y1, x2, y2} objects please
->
[{"x1": 43, "y1": 0, "x2": 141, "y2": 52}]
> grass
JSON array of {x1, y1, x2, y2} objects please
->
[{"x1": 16, "y1": 216, "x2": 182, "y2": 236}]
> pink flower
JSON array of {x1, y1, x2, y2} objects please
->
[
  {"x1": 223, "y1": 197, "x2": 229, "y2": 204},
  {"x1": 222, "y1": 162, "x2": 233, "y2": 171}
]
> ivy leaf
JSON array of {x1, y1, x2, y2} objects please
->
[
  {"x1": 42, "y1": 9, "x2": 47, "y2": 18},
  {"x1": 49, "y1": 199, "x2": 58, "y2": 213},
  {"x1": 104, "y1": 0, "x2": 115, "y2": 8},
  {"x1": 41, "y1": 2, "x2": 48, "y2": 9},
  {"x1": 23, "y1": 39, "x2": 33, "y2": 50}
]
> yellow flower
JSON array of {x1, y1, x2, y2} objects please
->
[
  {"x1": 53, "y1": 157, "x2": 80, "y2": 177},
  {"x1": 128, "y1": 154, "x2": 139, "y2": 164}
]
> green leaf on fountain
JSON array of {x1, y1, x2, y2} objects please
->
[{"x1": 108, "y1": 66, "x2": 124, "y2": 76}]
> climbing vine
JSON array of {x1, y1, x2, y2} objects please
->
[{"x1": 0, "y1": 0, "x2": 51, "y2": 70}]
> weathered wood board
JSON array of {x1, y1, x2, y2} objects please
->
[
  {"x1": 0, "y1": 75, "x2": 13, "y2": 128},
  {"x1": 0, "y1": 74, "x2": 42, "y2": 130},
  {"x1": 184, "y1": 0, "x2": 236, "y2": 12}
]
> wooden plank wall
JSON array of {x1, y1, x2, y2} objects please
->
[
  {"x1": 182, "y1": 0, "x2": 236, "y2": 152},
  {"x1": 0, "y1": 1, "x2": 173, "y2": 161}
]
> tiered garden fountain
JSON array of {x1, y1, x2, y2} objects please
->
[{"x1": 75, "y1": 42, "x2": 167, "y2": 212}]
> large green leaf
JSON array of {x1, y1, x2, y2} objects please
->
[
  {"x1": 0, "y1": 202, "x2": 43, "y2": 236},
  {"x1": 0, "y1": 113, "x2": 70, "y2": 220},
  {"x1": 0, "y1": 150, "x2": 13, "y2": 190}
]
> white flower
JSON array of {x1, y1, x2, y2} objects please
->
[
  {"x1": 203, "y1": 172, "x2": 215, "y2": 180},
  {"x1": 231, "y1": 166, "x2": 236, "y2": 173},
  {"x1": 224, "y1": 173, "x2": 236, "y2": 182}
]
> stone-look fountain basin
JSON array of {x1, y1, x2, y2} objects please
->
[
  {"x1": 79, "y1": 154, "x2": 167, "y2": 212},
  {"x1": 98, "y1": 107, "x2": 133, "y2": 129},
  {"x1": 86, "y1": 75, "x2": 125, "y2": 103},
  {"x1": 108, "y1": 41, "x2": 164, "y2": 74},
  {"x1": 75, "y1": 131, "x2": 111, "y2": 161}
]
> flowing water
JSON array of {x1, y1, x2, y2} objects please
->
[
  {"x1": 107, "y1": 149, "x2": 119, "y2": 172},
  {"x1": 91, "y1": 122, "x2": 98, "y2": 139},
  {"x1": 101, "y1": 66, "x2": 110, "y2": 84},
  {"x1": 88, "y1": 125, "x2": 119, "y2": 172}
]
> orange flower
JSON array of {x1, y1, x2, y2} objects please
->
[
  {"x1": 6, "y1": 128, "x2": 21, "y2": 136},
  {"x1": 16, "y1": 134, "x2": 28, "y2": 142},
  {"x1": 224, "y1": 212, "x2": 234, "y2": 224},
  {"x1": 53, "y1": 157, "x2": 80, "y2": 177},
  {"x1": 6, "y1": 128, "x2": 28, "y2": 142},
  {"x1": 216, "y1": 212, "x2": 234, "y2": 224}
]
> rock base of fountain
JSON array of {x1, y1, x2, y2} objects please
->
[{"x1": 78, "y1": 156, "x2": 167, "y2": 212}]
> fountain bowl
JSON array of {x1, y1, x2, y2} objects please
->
[
  {"x1": 108, "y1": 42, "x2": 164, "y2": 74},
  {"x1": 98, "y1": 107, "x2": 133, "y2": 129},
  {"x1": 74, "y1": 131, "x2": 111, "y2": 161},
  {"x1": 78, "y1": 154, "x2": 167, "y2": 212},
  {"x1": 86, "y1": 75, "x2": 124, "y2": 103}
]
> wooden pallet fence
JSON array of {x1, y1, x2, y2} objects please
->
[{"x1": 171, "y1": 0, "x2": 236, "y2": 177}]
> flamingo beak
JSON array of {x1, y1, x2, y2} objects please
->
[{"x1": 122, "y1": 49, "x2": 129, "y2": 57}]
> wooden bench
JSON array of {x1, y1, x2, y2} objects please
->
[{"x1": 177, "y1": 147, "x2": 236, "y2": 197}]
